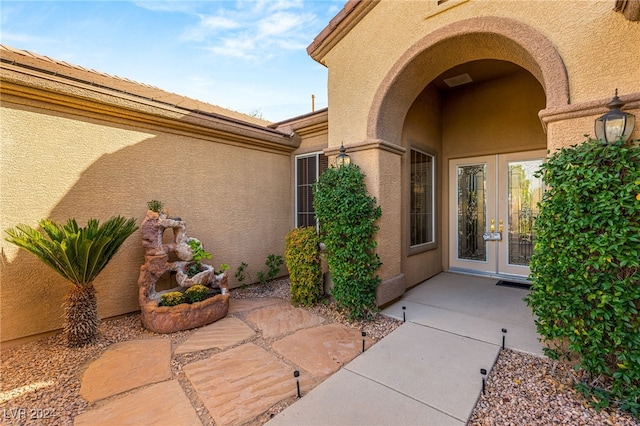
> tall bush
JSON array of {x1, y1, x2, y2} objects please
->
[
  {"x1": 524, "y1": 138, "x2": 640, "y2": 416},
  {"x1": 313, "y1": 164, "x2": 382, "y2": 320},
  {"x1": 5, "y1": 216, "x2": 138, "y2": 346},
  {"x1": 285, "y1": 227, "x2": 321, "y2": 306}
]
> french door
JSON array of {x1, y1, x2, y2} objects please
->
[{"x1": 448, "y1": 151, "x2": 546, "y2": 278}]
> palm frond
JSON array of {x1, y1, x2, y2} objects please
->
[{"x1": 4, "y1": 216, "x2": 138, "y2": 285}]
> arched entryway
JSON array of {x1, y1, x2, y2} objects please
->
[{"x1": 369, "y1": 17, "x2": 569, "y2": 284}]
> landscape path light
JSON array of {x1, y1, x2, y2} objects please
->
[{"x1": 594, "y1": 90, "x2": 636, "y2": 143}]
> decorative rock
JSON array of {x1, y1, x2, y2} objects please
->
[
  {"x1": 75, "y1": 380, "x2": 201, "y2": 426},
  {"x1": 137, "y1": 210, "x2": 229, "y2": 333},
  {"x1": 79, "y1": 338, "x2": 171, "y2": 402},
  {"x1": 175, "y1": 261, "x2": 215, "y2": 288}
]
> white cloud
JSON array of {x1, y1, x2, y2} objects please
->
[
  {"x1": 208, "y1": 36, "x2": 260, "y2": 60},
  {"x1": 201, "y1": 15, "x2": 240, "y2": 31},
  {"x1": 182, "y1": 14, "x2": 240, "y2": 42},
  {"x1": 178, "y1": 1, "x2": 318, "y2": 62},
  {"x1": 0, "y1": 31, "x2": 59, "y2": 46},
  {"x1": 257, "y1": 11, "x2": 310, "y2": 37},
  {"x1": 131, "y1": 0, "x2": 198, "y2": 14}
]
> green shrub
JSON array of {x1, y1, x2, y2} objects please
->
[
  {"x1": 185, "y1": 285, "x2": 209, "y2": 303},
  {"x1": 187, "y1": 238, "x2": 212, "y2": 262},
  {"x1": 524, "y1": 137, "x2": 640, "y2": 417},
  {"x1": 235, "y1": 262, "x2": 250, "y2": 287},
  {"x1": 184, "y1": 263, "x2": 206, "y2": 278},
  {"x1": 313, "y1": 164, "x2": 382, "y2": 320},
  {"x1": 256, "y1": 254, "x2": 284, "y2": 285},
  {"x1": 263, "y1": 254, "x2": 283, "y2": 284},
  {"x1": 285, "y1": 227, "x2": 321, "y2": 306},
  {"x1": 160, "y1": 291, "x2": 185, "y2": 307},
  {"x1": 147, "y1": 200, "x2": 164, "y2": 213}
]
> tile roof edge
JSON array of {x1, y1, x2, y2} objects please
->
[{"x1": 0, "y1": 44, "x2": 274, "y2": 129}]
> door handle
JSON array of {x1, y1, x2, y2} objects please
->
[
  {"x1": 499, "y1": 220, "x2": 504, "y2": 233},
  {"x1": 490, "y1": 219, "x2": 495, "y2": 232}
]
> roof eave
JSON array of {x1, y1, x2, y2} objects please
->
[
  {"x1": 307, "y1": 0, "x2": 380, "y2": 65},
  {"x1": 1, "y1": 64, "x2": 300, "y2": 153}
]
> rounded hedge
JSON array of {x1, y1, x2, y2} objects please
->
[{"x1": 285, "y1": 227, "x2": 322, "y2": 306}]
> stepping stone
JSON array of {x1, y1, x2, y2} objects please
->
[
  {"x1": 244, "y1": 304, "x2": 325, "y2": 339},
  {"x1": 79, "y1": 338, "x2": 171, "y2": 402},
  {"x1": 272, "y1": 323, "x2": 373, "y2": 378},
  {"x1": 175, "y1": 317, "x2": 256, "y2": 355},
  {"x1": 74, "y1": 380, "x2": 201, "y2": 426},
  {"x1": 184, "y1": 342, "x2": 312, "y2": 426},
  {"x1": 229, "y1": 298, "x2": 283, "y2": 314}
]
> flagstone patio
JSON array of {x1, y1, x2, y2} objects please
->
[{"x1": 74, "y1": 298, "x2": 371, "y2": 425}]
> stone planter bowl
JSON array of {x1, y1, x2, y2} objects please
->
[
  {"x1": 175, "y1": 263, "x2": 214, "y2": 288},
  {"x1": 140, "y1": 291, "x2": 230, "y2": 334}
]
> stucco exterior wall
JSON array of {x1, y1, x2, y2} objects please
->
[
  {"x1": 442, "y1": 69, "x2": 547, "y2": 158},
  {"x1": 1, "y1": 92, "x2": 293, "y2": 344},
  {"x1": 401, "y1": 85, "x2": 443, "y2": 287},
  {"x1": 322, "y1": 0, "x2": 640, "y2": 147}
]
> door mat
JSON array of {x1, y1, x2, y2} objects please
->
[{"x1": 496, "y1": 280, "x2": 531, "y2": 290}]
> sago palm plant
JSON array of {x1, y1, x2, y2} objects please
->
[{"x1": 5, "y1": 216, "x2": 137, "y2": 346}]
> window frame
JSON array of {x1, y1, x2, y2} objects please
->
[
  {"x1": 408, "y1": 146, "x2": 437, "y2": 255},
  {"x1": 294, "y1": 151, "x2": 327, "y2": 228}
]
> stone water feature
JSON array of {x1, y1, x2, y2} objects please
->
[{"x1": 138, "y1": 210, "x2": 229, "y2": 333}]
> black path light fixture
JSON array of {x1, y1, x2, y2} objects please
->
[
  {"x1": 595, "y1": 90, "x2": 636, "y2": 143},
  {"x1": 293, "y1": 370, "x2": 301, "y2": 398},
  {"x1": 335, "y1": 142, "x2": 351, "y2": 167},
  {"x1": 480, "y1": 368, "x2": 487, "y2": 395}
]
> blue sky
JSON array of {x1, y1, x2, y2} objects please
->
[{"x1": 0, "y1": 0, "x2": 345, "y2": 122}]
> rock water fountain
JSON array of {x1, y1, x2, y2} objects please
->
[{"x1": 137, "y1": 205, "x2": 229, "y2": 333}]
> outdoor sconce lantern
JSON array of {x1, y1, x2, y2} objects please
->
[
  {"x1": 335, "y1": 142, "x2": 351, "y2": 167},
  {"x1": 595, "y1": 90, "x2": 636, "y2": 143}
]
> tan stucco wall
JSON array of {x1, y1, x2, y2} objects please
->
[
  {"x1": 1, "y1": 95, "x2": 293, "y2": 344},
  {"x1": 442, "y1": 69, "x2": 547, "y2": 158},
  {"x1": 323, "y1": 0, "x2": 640, "y2": 146},
  {"x1": 401, "y1": 85, "x2": 443, "y2": 287}
]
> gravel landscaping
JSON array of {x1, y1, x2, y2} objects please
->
[{"x1": 1, "y1": 278, "x2": 637, "y2": 425}]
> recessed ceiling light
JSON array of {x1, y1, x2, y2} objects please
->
[{"x1": 443, "y1": 73, "x2": 473, "y2": 87}]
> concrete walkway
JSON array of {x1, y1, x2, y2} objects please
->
[{"x1": 268, "y1": 272, "x2": 543, "y2": 425}]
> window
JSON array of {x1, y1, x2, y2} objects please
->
[
  {"x1": 410, "y1": 149, "x2": 435, "y2": 247},
  {"x1": 295, "y1": 153, "x2": 328, "y2": 227}
]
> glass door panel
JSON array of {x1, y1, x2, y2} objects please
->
[
  {"x1": 450, "y1": 151, "x2": 545, "y2": 278},
  {"x1": 449, "y1": 156, "x2": 496, "y2": 274},
  {"x1": 457, "y1": 164, "x2": 487, "y2": 261},
  {"x1": 498, "y1": 151, "x2": 546, "y2": 276}
]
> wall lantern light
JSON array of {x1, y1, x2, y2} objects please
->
[
  {"x1": 595, "y1": 90, "x2": 636, "y2": 143},
  {"x1": 335, "y1": 142, "x2": 351, "y2": 167}
]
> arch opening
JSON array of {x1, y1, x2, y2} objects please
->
[{"x1": 368, "y1": 16, "x2": 569, "y2": 145}]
